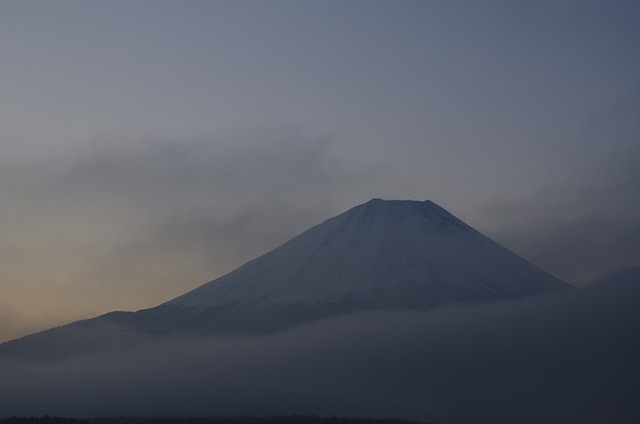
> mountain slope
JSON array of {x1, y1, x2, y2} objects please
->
[
  {"x1": 168, "y1": 198, "x2": 568, "y2": 309},
  {"x1": 0, "y1": 199, "x2": 571, "y2": 358},
  {"x1": 77, "y1": 199, "x2": 570, "y2": 335}
]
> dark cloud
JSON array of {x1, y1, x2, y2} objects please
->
[
  {"x1": 1, "y1": 272, "x2": 639, "y2": 423},
  {"x1": 0, "y1": 128, "x2": 382, "y2": 342},
  {"x1": 479, "y1": 93, "x2": 640, "y2": 284}
]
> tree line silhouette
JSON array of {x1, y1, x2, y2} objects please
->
[{"x1": 0, "y1": 416, "x2": 428, "y2": 424}]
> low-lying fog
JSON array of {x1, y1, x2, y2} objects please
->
[{"x1": 1, "y1": 268, "x2": 639, "y2": 424}]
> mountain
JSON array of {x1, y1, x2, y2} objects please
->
[
  {"x1": 0, "y1": 199, "x2": 570, "y2": 358},
  {"x1": 169, "y1": 198, "x2": 567, "y2": 307}
]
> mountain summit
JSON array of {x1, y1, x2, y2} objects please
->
[
  {"x1": 0, "y1": 199, "x2": 570, "y2": 358},
  {"x1": 167, "y1": 198, "x2": 568, "y2": 312},
  {"x1": 101, "y1": 198, "x2": 569, "y2": 335}
]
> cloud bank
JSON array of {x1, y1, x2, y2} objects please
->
[
  {"x1": 480, "y1": 94, "x2": 640, "y2": 283},
  {"x1": 1, "y1": 270, "x2": 638, "y2": 424}
]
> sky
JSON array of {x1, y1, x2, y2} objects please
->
[{"x1": 1, "y1": 0, "x2": 639, "y2": 342}]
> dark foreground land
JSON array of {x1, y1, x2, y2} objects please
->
[{"x1": 0, "y1": 417, "x2": 427, "y2": 424}]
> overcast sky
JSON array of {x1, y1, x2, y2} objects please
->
[{"x1": 1, "y1": 0, "x2": 639, "y2": 342}]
